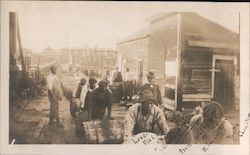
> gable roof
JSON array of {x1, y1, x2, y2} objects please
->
[{"x1": 118, "y1": 27, "x2": 149, "y2": 44}]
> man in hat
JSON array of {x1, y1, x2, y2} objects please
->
[
  {"x1": 90, "y1": 79, "x2": 113, "y2": 119},
  {"x1": 124, "y1": 90, "x2": 169, "y2": 143},
  {"x1": 46, "y1": 65, "x2": 64, "y2": 127},
  {"x1": 75, "y1": 77, "x2": 98, "y2": 135},
  {"x1": 139, "y1": 71, "x2": 162, "y2": 106},
  {"x1": 190, "y1": 101, "x2": 234, "y2": 144}
]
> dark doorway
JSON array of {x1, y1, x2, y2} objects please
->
[{"x1": 214, "y1": 59, "x2": 235, "y2": 112}]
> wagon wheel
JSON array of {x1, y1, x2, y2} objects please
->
[{"x1": 70, "y1": 99, "x2": 76, "y2": 117}]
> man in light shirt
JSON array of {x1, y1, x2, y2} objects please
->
[
  {"x1": 72, "y1": 78, "x2": 88, "y2": 108},
  {"x1": 124, "y1": 90, "x2": 169, "y2": 143},
  {"x1": 123, "y1": 68, "x2": 134, "y2": 101},
  {"x1": 47, "y1": 65, "x2": 64, "y2": 127}
]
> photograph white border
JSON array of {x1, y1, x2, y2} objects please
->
[{"x1": 1, "y1": 1, "x2": 249, "y2": 155}]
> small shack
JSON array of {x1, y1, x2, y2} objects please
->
[{"x1": 118, "y1": 12, "x2": 239, "y2": 112}]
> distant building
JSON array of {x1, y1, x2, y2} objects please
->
[
  {"x1": 59, "y1": 47, "x2": 117, "y2": 79},
  {"x1": 118, "y1": 12, "x2": 239, "y2": 111}
]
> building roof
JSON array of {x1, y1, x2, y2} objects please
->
[
  {"x1": 145, "y1": 12, "x2": 178, "y2": 23},
  {"x1": 118, "y1": 27, "x2": 149, "y2": 44}
]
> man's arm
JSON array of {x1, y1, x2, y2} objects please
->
[
  {"x1": 124, "y1": 105, "x2": 137, "y2": 143},
  {"x1": 107, "y1": 90, "x2": 113, "y2": 119},
  {"x1": 156, "y1": 85, "x2": 162, "y2": 105},
  {"x1": 156, "y1": 108, "x2": 169, "y2": 135},
  {"x1": 80, "y1": 85, "x2": 88, "y2": 105},
  {"x1": 47, "y1": 75, "x2": 55, "y2": 99}
]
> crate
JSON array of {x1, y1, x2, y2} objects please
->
[{"x1": 82, "y1": 119, "x2": 124, "y2": 144}]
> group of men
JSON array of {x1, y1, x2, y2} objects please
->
[
  {"x1": 47, "y1": 65, "x2": 234, "y2": 144},
  {"x1": 47, "y1": 65, "x2": 112, "y2": 127}
]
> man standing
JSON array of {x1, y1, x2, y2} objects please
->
[
  {"x1": 83, "y1": 77, "x2": 97, "y2": 120},
  {"x1": 139, "y1": 71, "x2": 162, "y2": 106},
  {"x1": 47, "y1": 65, "x2": 63, "y2": 127},
  {"x1": 91, "y1": 80, "x2": 113, "y2": 119},
  {"x1": 73, "y1": 78, "x2": 87, "y2": 106},
  {"x1": 124, "y1": 90, "x2": 169, "y2": 143},
  {"x1": 70, "y1": 78, "x2": 87, "y2": 117},
  {"x1": 123, "y1": 68, "x2": 134, "y2": 101}
]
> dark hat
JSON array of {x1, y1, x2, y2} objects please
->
[
  {"x1": 140, "y1": 90, "x2": 156, "y2": 103},
  {"x1": 80, "y1": 78, "x2": 86, "y2": 83},
  {"x1": 50, "y1": 65, "x2": 57, "y2": 71},
  {"x1": 89, "y1": 77, "x2": 97, "y2": 84},
  {"x1": 99, "y1": 79, "x2": 109, "y2": 87},
  {"x1": 146, "y1": 71, "x2": 156, "y2": 79},
  {"x1": 203, "y1": 101, "x2": 224, "y2": 119}
]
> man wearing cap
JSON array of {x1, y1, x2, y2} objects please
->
[
  {"x1": 190, "y1": 101, "x2": 234, "y2": 144},
  {"x1": 46, "y1": 65, "x2": 64, "y2": 127},
  {"x1": 124, "y1": 90, "x2": 169, "y2": 142},
  {"x1": 75, "y1": 78, "x2": 98, "y2": 135},
  {"x1": 90, "y1": 79, "x2": 113, "y2": 119},
  {"x1": 139, "y1": 71, "x2": 162, "y2": 106}
]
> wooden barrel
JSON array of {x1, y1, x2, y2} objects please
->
[{"x1": 82, "y1": 119, "x2": 124, "y2": 144}]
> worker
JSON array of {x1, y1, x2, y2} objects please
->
[
  {"x1": 124, "y1": 90, "x2": 169, "y2": 143},
  {"x1": 190, "y1": 101, "x2": 234, "y2": 144},
  {"x1": 123, "y1": 68, "x2": 134, "y2": 101},
  {"x1": 83, "y1": 77, "x2": 98, "y2": 120},
  {"x1": 72, "y1": 78, "x2": 88, "y2": 108},
  {"x1": 90, "y1": 79, "x2": 113, "y2": 119},
  {"x1": 46, "y1": 65, "x2": 63, "y2": 127},
  {"x1": 139, "y1": 71, "x2": 162, "y2": 106}
]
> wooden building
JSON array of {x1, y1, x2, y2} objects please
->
[
  {"x1": 117, "y1": 27, "x2": 150, "y2": 86},
  {"x1": 118, "y1": 12, "x2": 239, "y2": 112}
]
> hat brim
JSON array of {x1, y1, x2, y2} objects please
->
[
  {"x1": 140, "y1": 98, "x2": 156, "y2": 103},
  {"x1": 146, "y1": 75, "x2": 156, "y2": 79}
]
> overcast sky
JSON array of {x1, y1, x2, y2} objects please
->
[{"x1": 2, "y1": 1, "x2": 240, "y2": 53}]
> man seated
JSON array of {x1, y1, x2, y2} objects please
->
[
  {"x1": 190, "y1": 101, "x2": 234, "y2": 144},
  {"x1": 124, "y1": 90, "x2": 169, "y2": 143}
]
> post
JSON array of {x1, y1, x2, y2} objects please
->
[
  {"x1": 16, "y1": 15, "x2": 26, "y2": 79},
  {"x1": 176, "y1": 13, "x2": 183, "y2": 111},
  {"x1": 9, "y1": 12, "x2": 17, "y2": 65}
]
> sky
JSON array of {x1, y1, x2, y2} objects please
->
[{"x1": 1, "y1": 1, "x2": 241, "y2": 53}]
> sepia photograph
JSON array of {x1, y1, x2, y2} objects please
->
[{"x1": 0, "y1": 1, "x2": 249, "y2": 155}]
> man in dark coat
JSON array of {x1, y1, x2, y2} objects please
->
[
  {"x1": 139, "y1": 71, "x2": 162, "y2": 106},
  {"x1": 91, "y1": 79, "x2": 113, "y2": 119}
]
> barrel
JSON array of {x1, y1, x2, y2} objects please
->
[{"x1": 82, "y1": 119, "x2": 124, "y2": 144}]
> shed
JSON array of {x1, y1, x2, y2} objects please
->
[{"x1": 118, "y1": 12, "x2": 239, "y2": 112}]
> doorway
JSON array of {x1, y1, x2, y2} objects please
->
[{"x1": 212, "y1": 55, "x2": 237, "y2": 112}]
